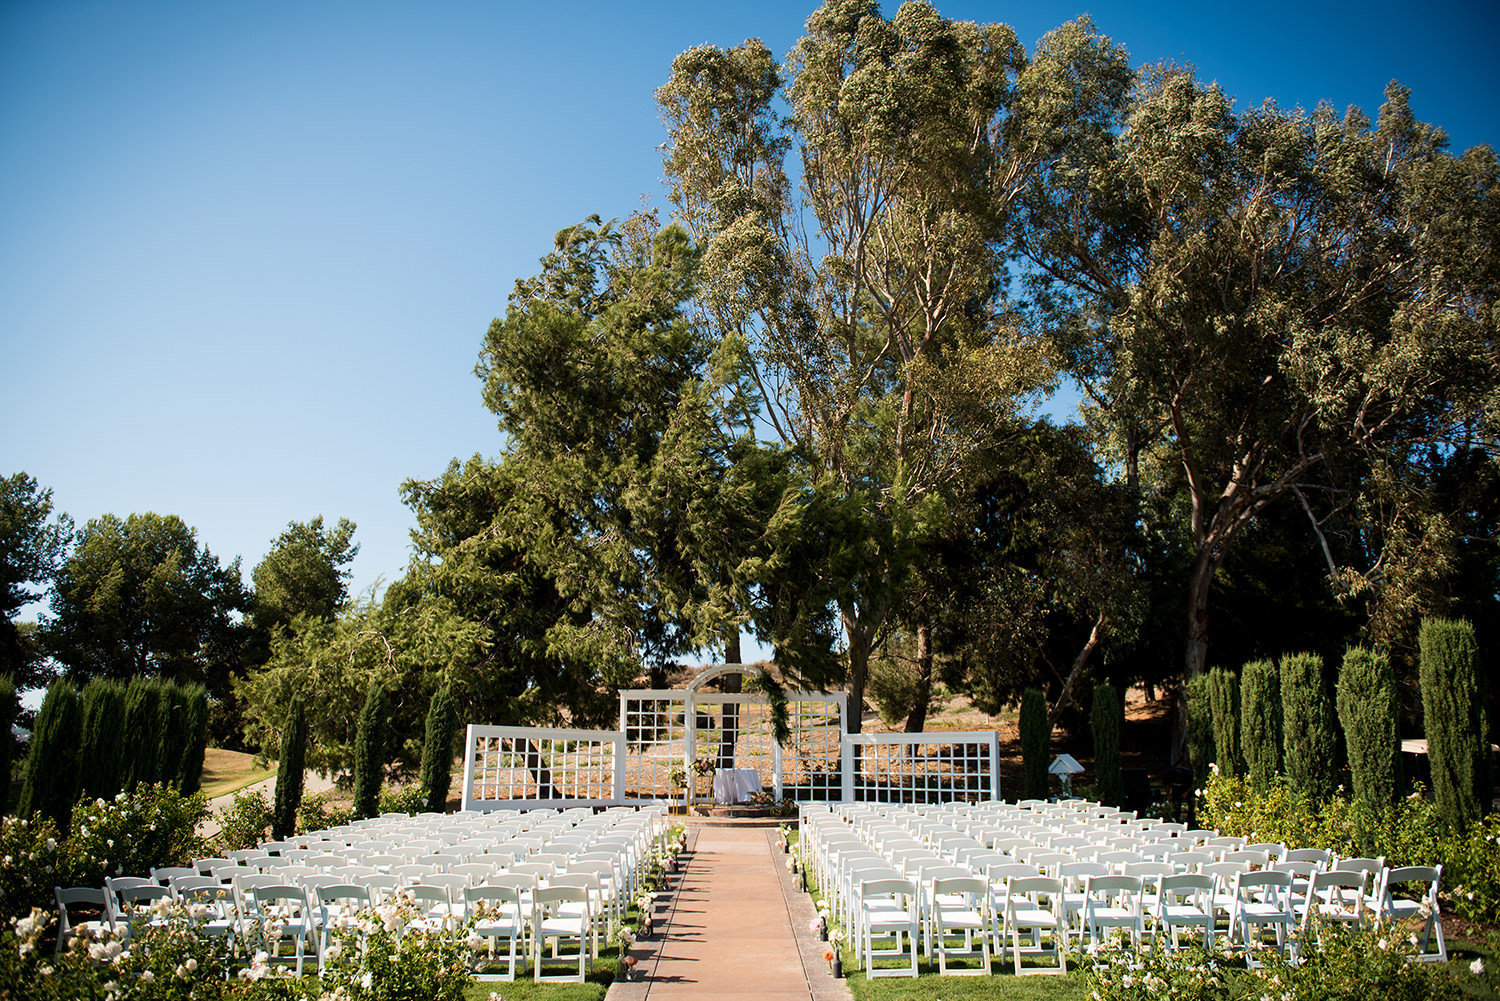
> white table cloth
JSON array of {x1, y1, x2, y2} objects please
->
[{"x1": 712, "y1": 767, "x2": 761, "y2": 805}]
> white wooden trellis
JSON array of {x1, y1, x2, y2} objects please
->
[
  {"x1": 460, "y1": 667, "x2": 1000, "y2": 810},
  {"x1": 618, "y1": 664, "x2": 847, "y2": 803}
]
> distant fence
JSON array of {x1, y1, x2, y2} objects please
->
[
  {"x1": 841, "y1": 731, "x2": 1002, "y2": 803},
  {"x1": 461, "y1": 725, "x2": 630, "y2": 811}
]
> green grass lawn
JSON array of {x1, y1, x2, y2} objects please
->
[{"x1": 199, "y1": 746, "x2": 274, "y2": 799}]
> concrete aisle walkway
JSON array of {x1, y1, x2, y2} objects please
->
[{"x1": 609, "y1": 826, "x2": 850, "y2": 1001}]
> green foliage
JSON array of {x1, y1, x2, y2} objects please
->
[
  {"x1": 177, "y1": 685, "x2": 209, "y2": 795},
  {"x1": 1019, "y1": 687, "x2": 1049, "y2": 799},
  {"x1": 1420, "y1": 617, "x2": 1490, "y2": 830},
  {"x1": 1091, "y1": 684, "x2": 1123, "y2": 808},
  {"x1": 352, "y1": 679, "x2": 388, "y2": 820},
  {"x1": 78, "y1": 678, "x2": 128, "y2": 801},
  {"x1": 0, "y1": 472, "x2": 72, "y2": 690},
  {"x1": 43, "y1": 512, "x2": 247, "y2": 686},
  {"x1": 319, "y1": 901, "x2": 473, "y2": 1001},
  {"x1": 1083, "y1": 920, "x2": 1462, "y2": 1000},
  {"x1": 295, "y1": 790, "x2": 353, "y2": 834},
  {"x1": 18, "y1": 679, "x2": 82, "y2": 826},
  {"x1": 250, "y1": 516, "x2": 359, "y2": 633},
  {"x1": 1199, "y1": 771, "x2": 1500, "y2": 923},
  {"x1": 208, "y1": 787, "x2": 271, "y2": 854},
  {"x1": 0, "y1": 673, "x2": 14, "y2": 813},
  {"x1": 378, "y1": 783, "x2": 427, "y2": 816},
  {"x1": 1280, "y1": 652, "x2": 1338, "y2": 800},
  {"x1": 0, "y1": 783, "x2": 208, "y2": 919},
  {"x1": 1337, "y1": 645, "x2": 1401, "y2": 806},
  {"x1": 867, "y1": 654, "x2": 922, "y2": 728},
  {"x1": 1239, "y1": 658, "x2": 1282, "y2": 790},
  {"x1": 1205, "y1": 668, "x2": 1241, "y2": 777},
  {"x1": 158, "y1": 681, "x2": 194, "y2": 796},
  {"x1": 1184, "y1": 674, "x2": 1213, "y2": 788},
  {"x1": 123, "y1": 676, "x2": 167, "y2": 789},
  {"x1": 271, "y1": 696, "x2": 306, "y2": 840},
  {"x1": 419, "y1": 686, "x2": 457, "y2": 814}
]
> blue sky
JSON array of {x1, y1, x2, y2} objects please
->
[{"x1": 3, "y1": 0, "x2": 1496, "y2": 634}]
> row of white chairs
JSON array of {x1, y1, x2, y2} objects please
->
[
  {"x1": 800, "y1": 800, "x2": 1447, "y2": 976},
  {"x1": 57, "y1": 804, "x2": 671, "y2": 983}
]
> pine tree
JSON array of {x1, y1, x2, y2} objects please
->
[
  {"x1": 351, "y1": 680, "x2": 388, "y2": 820},
  {"x1": 122, "y1": 676, "x2": 166, "y2": 789},
  {"x1": 1091, "y1": 684, "x2": 1123, "y2": 807},
  {"x1": 1207, "y1": 668, "x2": 1242, "y2": 776},
  {"x1": 1019, "y1": 687, "x2": 1050, "y2": 800},
  {"x1": 1240, "y1": 658, "x2": 1282, "y2": 790},
  {"x1": 272, "y1": 697, "x2": 307, "y2": 840},
  {"x1": 18, "y1": 680, "x2": 83, "y2": 826},
  {"x1": 1337, "y1": 646, "x2": 1400, "y2": 807},
  {"x1": 178, "y1": 685, "x2": 210, "y2": 795},
  {"x1": 419, "y1": 687, "x2": 457, "y2": 814},
  {"x1": 1419, "y1": 618, "x2": 1489, "y2": 829},
  {"x1": 1281, "y1": 652, "x2": 1338, "y2": 800},
  {"x1": 0, "y1": 674, "x2": 15, "y2": 814},
  {"x1": 1186, "y1": 674, "x2": 1214, "y2": 788},
  {"x1": 79, "y1": 679, "x2": 128, "y2": 800}
]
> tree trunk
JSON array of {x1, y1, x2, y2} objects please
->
[
  {"x1": 844, "y1": 611, "x2": 872, "y2": 735},
  {"x1": 1176, "y1": 542, "x2": 1219, "y2": 763},
  {"x1": 725, "y1": 630, "x2": 742, "y2": 666},
  {"x1": 903, "y1": 620, "x2": 933, "y2": 733},
  {"x1": 1048, "y1": 613, "x2": 1107, "y2": 728}
]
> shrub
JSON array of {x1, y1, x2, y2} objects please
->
[
  {"x1": 378, "y1": 783, "x2": 427, "y2": 816},
  {"x1": 1206, "y1": 667, "x2": 1241, "y2": 776},
  {"x1": 1239, "y1": 657, "x2": 1281, "y2": 789},
  {"x1": 123, "y1": 676, "x2": 167, "y2": 789},
  {"x1": 1184, "y1": 674, "x2": 1213, "y2": 788},
  {"x1": 1091, "y1": 684, "x2": 1123, "y2": 807},
  {"x1": 296, "y1": 790, "x2": 353, "y2": 834},
  {"x1": 1280, "y1": 651, "x2": 1337, "y2": 800},
  {"x1": 320, "y1": 897, "x2": 471, "y2": 1001},
  {"x1": 1, "y1": 783, "x2": 208, "y2": 919},
  {"x1": 1336, "y1": 645, "x2": 1400, "y2": 806},
  {"x1": 271, "y1": 696, "x2": 306, "y2": 840},
  {"x1": 159, "y1": 681, "x2": 193, "y2": 795},
  {"x1": 18, "y1": 679, "x2": 82, "y2": 827},
  {"x1": 1419, "y1": 617, "x2": 1490, "y2": 830},
  {"x1": 79, "y1": 678, "x2": 129, "y2": 801},
  {"x1": 352, "y1": 680, "x2": 389, "y2": 820},
  {"x1": 209, "y1": 788, "x2": 271, "y2": 854},
  {"x1": 419, "y1": 686, "x2": 457, "y2": 814},
  {"x1": 1019, "y1": 687, "x2": 1049, "y2": 799}
]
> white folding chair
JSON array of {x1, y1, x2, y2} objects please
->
[
  {"x1": 856, "y1": 877, "x2": 918, "y2": 977},
  {"x1": 54, "y1": 887, "x2": 112, "y2": 954},
  {"x1": 1380, "y1": 865, "x2": 1446, "y2": 962},
  {"x1": 1002, "y1": 876, "x2": 1067, "y2": 975},
  {"x1": 930, "y1": 875, "x2": 990, "y2": 975},
  {"x1": 465, "y1": 884, "x2": 526, "y2": 980},
  {"x1": 531, "y1": 885, "x2": 590, "y2": 983},
  {"x1": 1083, "y1": 874, "x2": 1143, "y2": 949},
  {"x1": 1153, "y1": 872, "x2": 1214, "y2": 950},
  {"x1": 1231, "y1": 870, "x2": 1294, "y2": 966}
]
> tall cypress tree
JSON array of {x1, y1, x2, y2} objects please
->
[
  {"x1": 351, "y1": 680, "x2": 388, "y2": 820},
  {"x1": 1185, "y1": 674, "x2": 1214, "y2": 787},
  {"x1": 419, "y1": 686, "x2": 458, "y2": 814},
  {"x1": 18, "y1": 680, "x2": 83, "y2": 826},
  {"x1": 272, "y1": 697, "x2": 307, "y2": 840},
  {"x1": 1091, "y1": 684, "x2": 1123, "y2": 807},
  {"x1": 1281, "y1": 652, "x2": 1338, "y2": 800},
  {"x1": 122, "y1": 676, "x2": 166, "y2": 789},
  {"x1": 1419, "y1": 618, "x2": 1489, "y2": 829},
  {"x1": 1240, "y1": 658, "x2": 1282, "y2": 790},
  {"x1": 1337, "y1": 645, "x2": 1401, "y2": 807},
  {"x1": 79, "y1": 679, "x2": 128, "y2": 800},
  {"x1": 1019, "y1": 687, "x2": 1049, "y2": 800},
  {"x1": 158, "y1": 682, "x2": 191, "y2": 790},
  {"x1": 0, "y1": 674, "x2": 15, "y2": 814},
  {"x1": 1207, "y1": 668, "x2": 1242, "y2": 776},
  {"x1": 178, "y1": 684, "x2": 210, "y2": 795}
]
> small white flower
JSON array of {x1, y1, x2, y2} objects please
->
[
  {"x1": 360, "y1": 971, "x2": 373, "y2": 991},
  {"x1": 139, "y1": 970, "x2": 154, "y2": 984},
  {"x1": 1471, "y1": 958, "x2": 1485, "y2": 975}
]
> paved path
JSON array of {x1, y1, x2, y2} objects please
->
[{"x1": 610, "y1": 826, "x2": 849, "y2": 1001}]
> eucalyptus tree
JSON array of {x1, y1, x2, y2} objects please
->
[
  {"x1": 0, "y1": 473, "x2": 72, "y2": 688},
  {"x1": 657, "y1": 0, "x2": 1131, "y2": 727},
  {"x1": 1017, "y1": 69, "x2": 1499, "y2": 752}
]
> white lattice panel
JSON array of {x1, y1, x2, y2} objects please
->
[
  {"x1": 842, "y1": 731, "x2": 1001, "y2": 804},
  {"x1": 461, "y1": 724, "x2": 625, "y2": 810}
]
